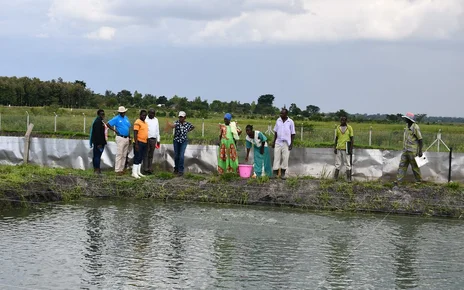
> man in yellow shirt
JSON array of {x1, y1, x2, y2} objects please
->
[
  {"x1": 334, "y1": 116, "x2": 354, "y2": 181},
  {"x1": 132, "y1": 110, "x2": 148, "y2": 178}
]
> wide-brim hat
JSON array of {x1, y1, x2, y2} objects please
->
[
  {"x1": 118, "y1": 106, "x2": 128, "y2": 113},
  {"x1": 178, "y1": 111, "x2": 186, "y2": 117},
  {"x1": 402, "y1": 112, "x2": 415, "y2": 123}
]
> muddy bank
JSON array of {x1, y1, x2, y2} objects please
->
[{"x1": 1, "y1": 165, "x2": 463, "y2": 217}]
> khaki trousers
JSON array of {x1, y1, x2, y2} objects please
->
[
  {"x1": 273, "y1": 143, "x2": 290, "y2": 170},
  {"x1": 335, "y1": 150, "x2": 351, "y2": 170},
  {"x1": 115, "y1": 136, "x2": 130, "y2": 172}
]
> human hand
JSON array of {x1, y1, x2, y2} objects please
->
[
  {"x1": 417, "y1": 151, "x2": 423, "y2": 157},
  {"x1": 260, "y1": 147, "x2": 264, "y2": 155},
  {"x1": 334, "y1": 149, "x2": 337, "y2": 154},
  {"x1": 245, "y1": 157, "x2": 249, "y2": 162},
  {"x1": 289, "y1": 144, "x2": 293, "y2": 150},
  {"x1": 271, "y1": 142, "x2": 275, "y2": 149}
]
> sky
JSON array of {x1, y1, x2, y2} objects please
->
[{"x1": 1, "y1": 0, "x2": 463, "y2": 117}]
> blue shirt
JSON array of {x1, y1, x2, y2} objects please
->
[{"x1": 108, "y1": 114, "x2": 131, "y2": 137}]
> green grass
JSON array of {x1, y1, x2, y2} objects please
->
[{"x1": 2, "y1": 106, "x2": 464, "y2": 152}]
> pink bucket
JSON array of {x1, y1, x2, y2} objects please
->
[{"x1": 238, "y1": 164, "x2": 253, "y2": 178}]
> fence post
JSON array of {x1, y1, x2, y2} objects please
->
[
  {"x1": 437, "y1": 129, "x2": 441, "y2": 152},
  {"x1": 202, "y1": 118, "x2": 205, "y2": 137},
  {"x1": 448, "y1": 147, "x2": 453, "y2": 183},
  {"x1": 0, "y1": 113, "x2": 2, "y2": 131},
  {"x1": 24, "y1": 123, "x2": 34, "y2": 164},
  {"x1": 265, "y1": 121, "x2": 273, "y2": 135},
  {"x1": 83, "y1": 113, "x2": 86, "y2": 133},
  {"x1": 300, "y1": 123, "x2": 303, "y2": 141},
  {"x1": 369, "y1": 126, "x2": 372, "y2": 146},
  {"x1": 26, "y1": 111, "x2": 29, "y2": 131},
  {"x1": 54, "y1": 112, "x2": 58, "y2": 132}
]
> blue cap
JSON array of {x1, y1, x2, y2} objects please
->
[{"x1": 224, "y1": 113, "x2": 232, "y2": 120}]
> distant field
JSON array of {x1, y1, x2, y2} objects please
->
[{"x1": 1, "y1": 106, "x2": 463, "y2": 152}]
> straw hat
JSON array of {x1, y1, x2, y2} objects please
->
[{"x1": 117, "y1": 106, "x2": 128, "y2": 113}]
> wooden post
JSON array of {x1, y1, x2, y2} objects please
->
[
  {"x1": 369, "y1": 126, "x2": 372, "y2": 146},
  {"x1": 300, "y1": 123, "x2": 303, "y2": 141},
  {"x1": 202, "y1": 118, "x2": 205, "y2": 137},
  {"x1": 24, "y1": 123, "x2": 34, "y2": 164}
]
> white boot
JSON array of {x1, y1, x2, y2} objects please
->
[
  {"x1": 132, "y1": 164, "x2": 140, "y2": 179},
  {"x1": 137, "y1": 164, "x2": 145, "y2": 177}
]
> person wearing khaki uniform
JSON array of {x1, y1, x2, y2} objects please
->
[{"x1": 394, "y1": 112, "x2": 423, "y2": 185}]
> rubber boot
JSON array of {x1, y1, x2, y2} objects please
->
[
  {"x1": 281, "y1": 169, "x2": 287, "y2": 180},
  {"x1": 137, "y1": 164, "x2": 145, "y2": 177},
  {"x1": 346, "y1": 170, "x2": 352, "y2": 182},
  {"x1": 334, "y1": 169, "x2": 339, "y2": 180},
  {"x1": 132, "y1": 165, "x2": 140, "y2": 179}
]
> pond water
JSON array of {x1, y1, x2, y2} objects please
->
[{"x1": 0, "y1": 200, "x2": 463, "y2": 289}]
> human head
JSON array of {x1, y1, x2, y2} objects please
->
[
  {"x1": 224, "y1": 113, "x2": 232, "y2": 125},
  {"x1": 139, "y1": 109, "x2": 147, "y2": 121},
  {"x1": 178, "y1": 111, "x2": 186, "y2": 122},
  {"x1": 148, "y1": 108, "x2": 155, "y2": 119},
  {"x1": 340, "y1": 116, "x2": 347, "y2": 126},
  {"x1": 245, "y1": 124, "x2": 254, "y2": 137},
  {"x1": 402, "y1": 112, "x2": 415, "y2": 124},
  {"x1": 280, "y1": 108, "x2": 289, "y2": 120},
  {"x1": 97, "y1": 109, "x2": 105, "y2": 118},
  {"x1": 118, "y1": 106, "x2": 128, "y2": 116}
]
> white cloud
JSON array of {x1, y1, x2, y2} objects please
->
[
  {"x1": 192, "y1": 0, "x2": 464, "y2": 43},
  {"x1": 7, "y1": 0, "x2": 463, "y2": 44},
  {"x1": 86, "y1": 26, "x2": 116, "y2": 40}
]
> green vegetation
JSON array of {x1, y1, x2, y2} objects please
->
[
  {"x1": 1, "y1": 165, "x2": 464, "y2": 217},
  {"x1": 1, "y1": 76, "x2": 463, "y2": 151},
  {"x1": 2, "y1": 105, "x2": 463, "y2": 151}
]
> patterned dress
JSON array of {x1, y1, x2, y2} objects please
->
[{"x1": 218, "y1": 124, "x2": 239, "y2": 174}]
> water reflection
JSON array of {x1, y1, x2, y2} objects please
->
[
  {"x1": 392, "y1": 219, "x2": 420, "y2": 289},
  {"x1": 83, "y1": 208, "x2": 105, "y2": 288},
  {"x1": 327, "y1": 233, "x2": 352, "y2": 289},
  {"x1": 1, "y1": 201, "x2": 464, "y2": 289}
]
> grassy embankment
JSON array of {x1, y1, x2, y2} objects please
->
[
  {"x1": 1, "y1": 106, "x2": 464, "y2": 151},
  {"x1": 1, "y1": 165, "x2": 463, "y2": 218}
]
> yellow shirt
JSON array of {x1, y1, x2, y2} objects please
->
[
  {"x1": 336, "y1": 124, "x2": 353, "y2": 150},
  {"x1": 134, "y1": 119, "x2": 148, "y2": 143}
]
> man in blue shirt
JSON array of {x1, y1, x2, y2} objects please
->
[{"x1": 108, "y1": 106, "x2": 131, "y2": 175}]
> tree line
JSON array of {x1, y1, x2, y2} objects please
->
[{"x1": 1, "y1": 76, "x2": 462, "y2": 123}]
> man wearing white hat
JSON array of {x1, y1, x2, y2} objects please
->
[
  {"x1": 394, "y1": 112, "x2": 423, "y2": 185},
  {"x1": 108, "y1": 106, "x2": 132, "y2": 175}
]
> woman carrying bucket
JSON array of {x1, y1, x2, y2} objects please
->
[
  {"x1": 217, "y1": 113, "x2": 241, "y2": 174},
  {"x1": 244, "y1": 125, "x2": 272, "y2": 178}
]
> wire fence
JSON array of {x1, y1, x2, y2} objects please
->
[{"x1": 0, "y1": 113, "x2": 461, "y2": 152}]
